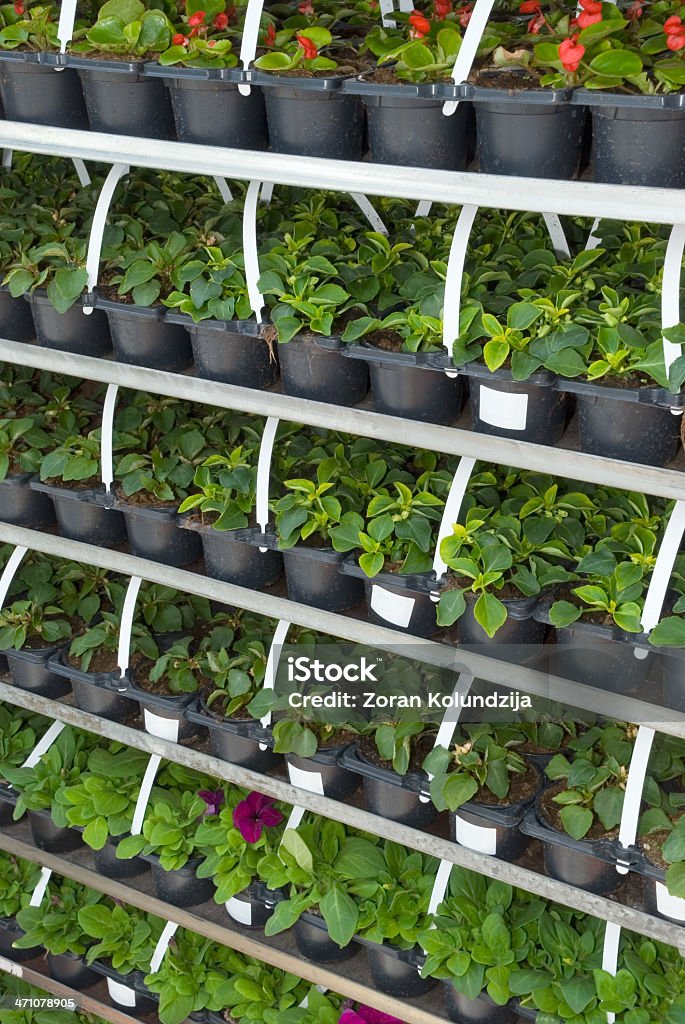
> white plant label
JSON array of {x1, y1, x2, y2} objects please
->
[
  {"x1": 226, "y1": 897, "x2": 253, "y2": 926},
  {"x1": 454, "y1": 815, "x2": 497, "y2": 855},
  {"x1": 478, "y1": 385, "x2": 528, "y2": 431},
  {"x1": 655, "y1": 881, "x2": 685, "y2": 922},
  {"x1": 370, "y1": 584, "x2": 415, "y2": 628},
  {"x1": 288, "y1": 764, "x2": 324, "y2": 795},
  {"x1": 57, "y1": 0, "x2": 77, "y2": 51},
  {"x1": 107, "y1": 978, "x2": 137, "y2": 1007},
  {"x1": 29, "y1": 866, "x2": 52, "y2": 907},
  {"x1": 143, "y1": 710, "x2": 179, "y2": 742}
]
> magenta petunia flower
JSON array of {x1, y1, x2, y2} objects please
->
[
  {"x1": 339, "y1": 1006, "x2": 406, "y2": 1024},
  {"x1": 232, "y1": 791, "x2": 284, "y2": 842},
  {"x1": 198, "y1": 789, "x2": 224, "y2": 816}
]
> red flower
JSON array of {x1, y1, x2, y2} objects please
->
[
  {"x1": 527, "y1": 11, "x2": 546, "y2": 33},
  {"x1": 519, "y1": 0, "x2": 540, "y2": 12},
  {"x1": 213, "y1": 11, "x2": 228, "y2": 28},
  {"x1": 626, "y1": 0, "x2": 643, "y2": 19},
  {"x1": 233, "y1": 792, "x2": 284, "y2": 843},
  {"x1": 434, "y1": 0, "x2": 451, "y2": 19},
  {"x1": 577, "y1": 10, "x2": 601, "y2": 26},
  {"x1": 409, "y1": 10, "x2": 431, "y2": 36},
  {"x1": 264, "y1": 22, "x2": 276, "y2": 46},
  {"x1": 666, "y1": 28, "x2": 685, "y2": 49},
  {"x1": 188, "y1": 10, "x2": 205, "y2": 25},
  {"x1": 298, "y1": 0, "x2": 314, "y2": 12},
  {"x1": 559, "y1": 35, "x2": 585, "y2": 72},
  {"x1": 664, "y1": 14, "x2": 682, "y2": 31},
  {"x1": 457, "y1": 4, "x2": 472, "y2": 26},
  {"x1": 208, "y1": 38, "x2": 216, "y2": 45},
  {"x1": 13, "y1": 1, "x2": 24, "y2": 14},
  {"x1": 297, "y1": 32, "x2": 318, "y2": 58},
  {"x1": 172, "y1": 32, "x2": 187, "y2": 44}
]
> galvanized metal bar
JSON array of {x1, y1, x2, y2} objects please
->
[
  {"x1": 0, "y1": 122, "x2": 684, "y2": 224},
  {"x1": 0, "y1": 825, "x2": 451, "y2": 1024},
  {"x1": 0, "y1": 525, "x2": 682, "y2": 736},
  {"x1": 1, "y1": 340, "x2": 684, "y2": 501},
  {"x1": 0, "y1": 682, "x2": 682, "y2": 950}
]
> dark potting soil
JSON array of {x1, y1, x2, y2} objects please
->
[
  {"x1": 358, "y1": 731, "x2": 436, "y2": 774},
  {"x1": 468, "y1": 66, "x2": 544, "y2": 90},
  {"x1": 255, "y1": 48, "x2": 372, "y2": 77},
  {"x1": 469, "y1": 764, "x2": 540, "y2": 807},
  {"x1": 128, "y1": 653, "x2": 195, "y2": 697},
  {"x1": 114, "y1": 485, "x2": 178, "y2": 510},
  {"x1": 67, "y1": 648, "x2": 119, "y2": 674},
  {"x1": 540, "y1": 781, "x2": 620, "y2": 841},
  {"x1": 442, "y1": 574, "x2": 525, "y2": 602},
  {"x1": 366, "y1": 329, "x2": 403, "y2": 353},
  {"x1": 42, "y1": 476, "x2": 103, "y2": 492},
  {"x1": 639, "y1": 830, "x2": 670, "y2": 871},
  {"x1": 552, "y1": 587, "x2": 614, "y2": 628}
]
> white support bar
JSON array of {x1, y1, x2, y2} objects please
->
[
  {"x1": 432, "y1": 458, "x2": 477, "y2": 581},
  {"x1": 57, "y1": 0, "x2": 77, "y2": 53},
  {"x1": 243, "y1": 179, "x2": 265, "y2": 320},
  {"x1": 0, "y1": 545, "x2": 27, "y2": 609},
  {"x1": 100, "y1": 383, "x2": 119, "y2": 493},
  {"x1": 259, "y1": 618, "x2": 291, "y2": 740},
  {"x1": 84, "y1": 162, "x2": 129, "y2": 303},
  {"x1": 442, "y1": 204, "x2": 478, "y2": 357},
  {"x1": 443, "y1": 0, "x2": 496, "y2": 115},
  {"x1": 616, "y1": 725, "x2": 655, "y2": 873},
  {"x1": 640, "y1": 500, "x2": 685, "y2": 634},
  {"x1": 256, "y1": 415, "x2": 279, "y2": 537},
  {"x1": 130, "y1": 752, "x2": 162, "y2": 836},
  {"x1": 118, "y1": 575, "x2": 143, "y2": 676},
  {"x1": 238, "y1": 0, "x2": 265, "y2": 93},
  {"x1": 662, "y1": 224, "x2": 685, "y2": 373}
]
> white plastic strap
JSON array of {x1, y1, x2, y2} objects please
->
[
  {"x1": 427, "y1": 858, "x2": 453, "y2": 918},
  {"x1": 350, "y1": 194, "x2": 388, "y2": 235},
  {"x1": 72, "y1": 160, "x2": 91, "y2": 187},
  {"x1": 256, "y1": 415, "x2": 279, "y2": 537},
  {"x1": 1, "y1": 150, "x2": 11, "y2": 169},
  {"x1": 238, "y1": 0, "x2": 265, "y2": 93},
  {"x1": 421, "y1": 672, "x2": 474, "y2": 803},
  {"x1": 29, "y1": 866, "x2": 52, "y2": 907},
  {"x1": 602, "y1": 921, "x2": 622, "y2": 1024},
  {"x1": 22, "y1": 719, "x2": 65, "y2": 768},
  {"x1": 442, "y1": 204, "x2": 478, "y2": 357},
  {"x1": 130, "y1": 753, "x2": 162, "y2": 836},
  {"x1": 616, "y1": 726, "x2": 655, "y2": 874},
  {"x1": 585, "y1": 218, "x2": 602, "y2": 252},
  {"x1": 243, "y1": 179, "x2": 265, "y2": 320},
  {"x1": 213, "y1": 177, "x2": 233, "y2": 204},
  {"x1": 261, "y1": 182, "x2": 274, "y2": 206},
  {"x1": 662, "y1": 224, "x2": 685, "y2": 373},
  {"x1": 640, "y1": 500, "x2": 685, "y2": 634},
  {"x1": 118, "y1": 575, "x2": 143, "y2": 676},
  {"x1": 282, "y1": 805, "x2": 307, "y2": 834},
  {"x1": 57, "y1": 0, "x2": 77, "y2": 52},
  {"x1": 85, "y1": 162, "x2": 129, "y2": 305},
  {"x1": 379, "y1": 0, "x2": 413, "y2": 28},
  {"x1": 443, "y1": 0, "x2": 496, "y2": 115},
  {"x1": 542, "y1": 214, "x2": 571, "y2": 259},
  {"x1": 415, "y1": 200, "x2": 432, "y2": 218},
  {"x1": 149, "y1": 920, "x2": 179, "y2": 974},
  {"x1": 259, "y1": 619, "x2": 290, "y2": 739},
  {"x1": 298, "y1": 985, "x2": 327, "y2": 1008},
  {"x1": 432, "y1": 458, "x2": 477, "y2": 581},
  {"x1": 0, "y1": 545, "x2": 27, "y2": 609},
  {"x1": 100, "y1": 383, "x2": 119, "y2": 493}
]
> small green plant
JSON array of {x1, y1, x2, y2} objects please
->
[
  {"x1": 14, "y1": 876, "x2": 105, "y2": 956},
  {"x1": 425, "y1": 724, "x2": 530, "y2": 812},
  {"x1": 79, "y1": 901, "x2": 165, "y2": 976},
  {"x1": 115, "y1": 789, "x2": 208, "y2": 870},
  {"x1": 0, "y1": 600, "x2": 71, "y2": 651}
]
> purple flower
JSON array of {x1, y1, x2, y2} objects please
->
[
  {"x1": 198, "y1": 789, "x2": 224, "y2": 816},
  {"x1": 232, "y1": 791, "x2": 284, "y2": 843},
  {"x1": 339, "y1": 1007, "x2": 406, "y2": 1024}
]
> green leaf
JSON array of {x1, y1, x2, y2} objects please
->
[
  {"x1": 589, "y1": 50, "x2": 642, "y2": 78},
  {"x1": 436, "y1": 588, "x2": 466, "y2": 627},
  {"x1": 46, "y1": 268, "x2": 88, "y2": 314},
  {"x1": 281, "y1": 829, "x2": 313, "y2": 874},
  {"x1": 473, "y1": 592, "x2": 507, "y2": 638},
  {"x1": 320, "y1": 885, "x2": 358, "y2": 948},
  {"x1": 559, "y1": 803, "x2": 593, "y2": 840},
  {"x1": 507, "y1": 301, "x2": 542, "y2": 331}
]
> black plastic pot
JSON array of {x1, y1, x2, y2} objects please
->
[
  {"x1": 350, "y1": 81, "x2": 469, "y2": 170},
  {"x1": 181, "y1": 521, "x2": 283, "y2": 588},
  {"x1": 294, "y1": 913, "x2": 358, "y2": 964},
  {"x1": 457, "y1": 594, "x2": 547, "y2": 652},
  {"x1": 0, "y1": 918, "x2": 39, "y2": 962},
  {"x1": 93, "y1": 836, "x2": 148, "y2": 881},
  {"x1": 341, "y1": 745, "x2": 436, "y2": 829},
  {"x1": 26, "y1": 292, "x2": 112, "y2": 357},
  {"x1": 126, "y1": 673, "x2": 199, "y2": 743},
  {"x1": 28, "y1": 809, "x2": 82, "y2": 854},
  {"x1": 186, "y1": 697, "x2": 281, "y2": 773},
  {"x1": 343, "y1": 561, "x2": 438, "y2": 637},
  {"x1": 279, "y1": 334, "x2": 369, "y2": 406},
  {"x1": 98, "y1": 300, "x2": 193, "y2": 372},
  {"x1": 283, "y1": 545, "x2": 364, "y2": 612},
  {"x1": 0, "y1": 53, "x2": 88, "y2": 129},
  {"x1": 118, "y1": 501, "x2": 202, "y2": 567},
  {"x1": 0, "y1": 786, "x2": 16, "y2": 828},
  {"x1": 48, "y1": 651, "x2": 130, "y2": 722},
  {"x1": 4, "y1": 646, "x2": 71, "y2": 698},
  {"x1": 0, "y1": 473, "x2": 55, "y2": 528},
  {"x1": 520, "y1": 803, "x2": 625, "y2": 895},
  {"x1": 450, "y1": 760, "x2": 544, "y2": 861},
  {"x1": 549, "y1": 619, "x2": 652, "y2": 697},
  {"x1": 578, "y1": 90, "x2": 685, "y2": 188},
  {"x1": 255, "y1": 73, "x2": 364, "y2": 160},
  {"x1": 364, "y1": 943, "x2": 435, "y2": 998},
  {"x1": 661, "y1": 649, "x2": 685, "y2": 713},
  {"x1": 144, "y1": 853, "x2": 214, "y2": 907},
  {"x1": 287, "y1": 745, "x2": 360, "y2": 801},
  {"x1": 465, "y1": 366, "x2": 568, "y2": 444},
  {"x1": 0, "y1": 287, "x2": 35, "y2": 342},
  {"x1": 90, "y1": 961, "x2": 157, "y2": 1014},
  {"x1": 346, "y1": 343, "x2": 465, "y2": 424},
  {"x1": 225, "y1": 884, "x2": 275, "y2": 930},
  {"x1": 572, "y1": 388, "x2": 681, "y2": 467},
  {"x1": 71, "y1": 59, "x2": 175, "y2": 139},
  {"x1": 47, "y1": 951, "x2": 99, "y2": 989},
  {"x1": 444, "y1": 983, "x2": 517, "y2": 1024},
  {"x1": 175, "y1": 317, "x2": 280, "y2": 388},
  {"x1": 156, "y1": 72, "x2": 269, "y2": 149},
  {"x1": 468, "y1": 84, "x2": 585, "y2": 179},
  {"x1": 29, "y1": 481, "x2": 127, "y2": 546}
]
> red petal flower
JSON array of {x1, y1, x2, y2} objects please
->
[
  {"x1": 13, "y1": 2, "x2": 24, "y2": 14},
  {"x1": 264, "y1": 22, "x2": 276, "y2": 46},
  {"x1": 666, "y1": 28, "x2": 685, "y2": 49},
  {"x1": 298, "y1": 0, "x2": 314, "y2": 12},
  {"x1": 578, "y1": 0, "x2": 602, "y2": 12},
  {"x1": 527, "y1": 11, "x2": 546, "y2": 33},
  {"x1": 297, "y1": 32, "x2": 319, "y2": 58},
  {"x1": 577, "y1": 10, "x2": 602, "y2": 27},
  {"x1": 409, "y1": 10, "x2": 431, "y2": 35},
  {"x1": 172, "y1": 32, "x2": 186, "y2": 43},
  {"x1": 519, "y1": 0, "x2": 540, "y2": 12},
  {"x1": 626, "y1": 0, "x2": 642, "y2": 19},
  {"x1": 213, "y1": 12, "x2": 228, "y2": 29},
  {"x1": 188, "y1": 10, "x2": 205, "y2": 26},
  {"x1": 559, "y1": 35, "x2": 585, "y2": 72},
  {"x1": 664, "y1": 15, "x2": 682, "y2": 31},
  {"x1": 458, "y1": 4, "x2": 473, "y2": 27}
]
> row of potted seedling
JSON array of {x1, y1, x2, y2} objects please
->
[
  {"x1": 2, "y1": 159, "x2": 682, "y2": 466},
  {"x1": 0, "y1": 0, "x2": 683, "y2": 186},
  {"x1": 0, "y1": 714, "x2": 684, "y2": 1023}
]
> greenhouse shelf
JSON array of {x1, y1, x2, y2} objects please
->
[
  {"x1": 3, "y1": 339, "x2": 685, "y2": 501},
  {"x1": 0, "y1": 821, "x2": 451, "y2": 1024},
  {"x1": 1, "y1": 123, "x2": 685, "y2": 224},
  {"x1": 0, "y1": 955, "x2": 145, "y2": 1024},
  {"x1": 0, "y1": 679, "x2": 681, "y2": 951}
]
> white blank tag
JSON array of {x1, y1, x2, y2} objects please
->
[
  {"x1": 288, "y1": 764, "x2": 324, "y2": 795},
  {"x1": 143, "y1": 710, "x2": 179, "y2": 742},
  {"x1": 454, "y1": 815, "x2": 497, "y2": 855},
  {"x1": 478, "y1": 385, "x2": 528, "y2": 431},
  {"x1": 370, "y1": 585, "x2": 414, "y2": 628},
  {"x1": 655, "y1": 881, "x2": 685, "y2": 922},
  {"x1": 107, "y1": 978, "x2": 137, "y2": 1007},
  {"x1": 29, "y1": 866, "x2": 52, "y2": 907},
  {"x1": 226, "y1": 897, "x2": 253, "y2": 925}
]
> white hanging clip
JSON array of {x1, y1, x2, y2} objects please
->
[
  {"x1": 130, "y1": 753, "x2": 162, "y2": 836},
  {"x1": 0, "y1": 546, "x2": 28, "y2": 610},
  {"x1": 616, "y1": 725, "x2": 655, "y2": 874},
  {"x1": 118, "y1": 576, "x2": 143, "y2": 678},
  {"x1": 85, "y1": 162, "x2": 130, "y2": 313},
  {"x1": 431, "y1": 458, "x2": 477, "y2": 591},
  {"x1": 420, "y1": 671, "x2": 474, "y2": 803},
  {"x1": 238, "y1": 0, "x2": 266, "y2": 94},
  {"x1": 57, "y1": 0, "x2": 77, "y2": 54},
  {"x1": 100, "y1": 383, "x2": 119, "y2": 495},
  {"x1": 29, "y1": 866, "x2": 53, "y2": 907},
  {"x1": 350, "y1": 194, "x2": 388, "y2": 235},
  {"x1": 149, "y1": 920, "x2": 180, "y2": 974},
  {"x1": 542, "y1": 214, "x2": 571, "y2": 260},
  {"x1": 442, "y1": 204, "x2": 478, "y2": 370},
  {"x1": 213, "y1": 177, "x2": 233, "y2": 204},
  {"x1": 22, "y1": 720, "x2": 66, "y2": 769},
  {"x1": 243, "y1": 179, "x2": 266, "y2": 321},
  {"x1": 585, "y1": 217, "x2": 602, "y2": 252},
  {"x1": 443, "y1": 0, "x2": 496, "y2": 115},
  {"x1": 256, "y1": 416, "x2": 279, "y2": 548},
  {"x1": 662, "y1": 224, "x2": 685, "y2": 379},
  {"x1": 259, "y1": 619, "x2": 290, "y2": 746},
  {"x1": 601, "y1": 920, "x2": 622, "y2": 1024}
]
